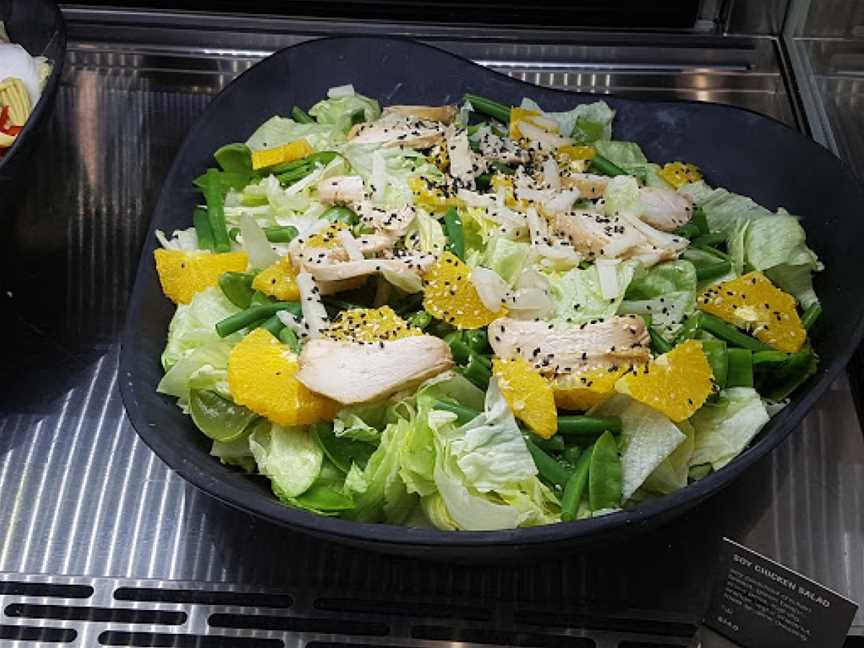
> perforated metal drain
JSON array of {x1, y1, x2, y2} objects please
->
[{"x1": 0, "y1": 573, "x2": 695, "y2": 647}]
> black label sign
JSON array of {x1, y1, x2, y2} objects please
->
[{"x1": 703, "y1": 538, "x2": 858, "y2": 648}]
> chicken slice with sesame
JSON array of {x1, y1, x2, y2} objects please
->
[
  {"x1": 357, "y1": 203, "x2": 417, "y2": 238},
  {"x1": 347, "y1": 115, "x2": 446, "y2": 149},
  {"x1": 296, "y1": 336, "x2": 454, "y2": 404},
  {"x1": 560, "y1": 172, "x2": 609, "y2": 199},
  {"x1": 302, "y1": 254, "x2": 436, "y2": 283},
  {"x1": 317, "y1": 175, "x2": 365, "y2": 205},
  {"x1": 637, "y1": 186, "x2": 694, "y2": 232},
  {"x1": 380, "y1": 104, "x2": 457, "y2": 124},
  {"x1": 488, "y1": 316, "x2": 650, "y2": 376},
  {"x1": 552, "y1": 209, "x2": 646, "y2": 260}
]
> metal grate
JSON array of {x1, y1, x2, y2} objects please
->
[{"x1": 0, "y1": 574, "x2": 695, "y2": 648}]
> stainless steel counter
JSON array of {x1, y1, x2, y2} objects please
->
[{"x1": 0, "y1": 9, "x2": 861, "y2": 647}]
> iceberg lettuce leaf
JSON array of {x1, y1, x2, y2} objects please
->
[{"x1": 690, "y1": 387, "x2": 770, "y2": 470}]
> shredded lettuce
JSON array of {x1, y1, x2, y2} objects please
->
[
  {"x1": 594, "y1": 141, "x2": 649, "y2": 178},
  {"x1": 690, "y1": 387, "x2": 770, "y2": 470},
  {"x1": 550, "y1": 261, "x2": 637, "y2": 324},
  {"x1": 519, "y1": 98, "x2": 615, "y2": 141},
  {"x1": 643, "y1": 420, "x2": 695, "y2": 495},
  {"x1": 308, "y1": 93, "x2": 380, "y2": 133},
  {"x1": 246, "y1": 116, "x2": 343, "y2": 152},
  {"x1": 161, "y1": 287, "x2": 240, "y2": 371},
  {"x1": 592, "y1": 394, "x2": 686, "y2": 501},
  {"x1": 619, "y1": 260, "x2": 698, "y2": 338},
  {"x1": 250, "y1": 423, "x2": 323, "y2": 498}
]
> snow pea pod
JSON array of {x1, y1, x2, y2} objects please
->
[
  {"x1": 525, "y1": 438, "x2": 573, "y2": 488},
  {"x1": 193, "y1": 206, "x2": 214, "y2": 251},
  {"x1": 291, "y1": 105, "x2": 314, "y2": 123},
  {"x1": 588, "y1": 430, "x2": 622, "y2": 511},
  {"x1": 463, "y1": 93, "x2": 510, "y2": 124},
  {"x1": 215, "y1": 302, "x2": 302, "y2": 337},
  {"x1": 561, "y1": 448, "x2": 593, "y2": 521},
  {"x1": 218, "y1": 272, "x2": 256, "y2": 309}
]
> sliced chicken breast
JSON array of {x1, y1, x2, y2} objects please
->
[
  {"x1": 560, "y1": 172, "x2": 609, "y2": 199},
  {"x1": 553, "y1": 210, "x2": 646, "y2": 259},
  {"x1": 638, "y1": 186, "x2": 693, "y2": 232},
  {"x1": 357, "y1": 203, "x2": 416, "y2": 237},
  {"x1": 296, "y1": 336, "x2": 454, "y2": 404},
  {"x1": 475, "y1": 128, "x2": 530, "y2": 166},
  {"x1": 348, "y1": 116, "x2": 446, "y2": 149},
  {"x1": 446, "y1": 127, "x2": 484, "y2": 186},
  {"x1": 381, "y1": 104, "x2": 457, "y2": 124},
  {"x1": 302, "y1": 254, "x2": 436, "y2": 282},
  {"x1": 488, "y1": 316, "x2": 650, "y2": 376},
  {"x1": 317, "y1": 175, "x2": 365, "y2": 205}
]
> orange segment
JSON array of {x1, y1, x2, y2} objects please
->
[
  {"x1": 553, "y1": 365, "x2": 631, "y2": 412},
  {"x1": 154, "y1": 249, "x2": 248, "y2": 304},
  {"x1": 493, "y1": 357, "x2": 557, "y2": 439},
  {"x1": 324, "y1": 306, "x2": 421, "y2": 343},
  {"x1": 228, "y1": 328, "x2": 338, "y2": 426},
  {"x1": 658, "y1": 161, "x2": 702, "y2": 189},
  {"x1": 422, "y1": 251, "x2": 505, "y2": 329},
  {"x1": 250, "y1": 139, "x2": 313, "y2": 170},
  {"x1": 252, "y1": 256, "x2": 300, "y2": 301},
  {"x1": 490, "y1": 174, "x2": 529, "y2": 210},
  {"x1": 615, "y1": 340, "x2": 713, "y2": 422},
  {"x1": 408, "y1": 176, "x2": 463, "y2": 212},
  {"x1": 305, "y1": 223, "x2": 348, "y2": 249},
  {"x1": 508, "y1": 107, "x2": 559, "y2": 139},
  {"x1": 697, "y1": 271, "x2": 805, "y2": 353},
  {"x1": 556, "y1": 145, "x2": 596, "y2": 163}
]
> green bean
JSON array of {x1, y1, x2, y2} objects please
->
[
  {"x1": 278, "y1": 326, "x2": 301, "y2": 353},
  {"x1": 691, "y1": 232, "x2": 726, "y2": 248},
  {"x1": 694, "y1": 245, "x2": 731, "y2": 262},
  {"x1": 476, "y1": 174, "x2": 492, "y2": 191},
  {"x1": 676, "y1": 313, "x2": 702, "y2": 343},
  {"x1": 726, "y1": 348, "x2": 753, "y2": 387},
  {"x1": 588, "y1": 431, "x2": 622, "y2": 511},
  {"x1": 462, "y1": 353, "x2": 491, "y2": 389},
  {"x1": 490, "y1": 161, "x2": 516, "y2": 175},
  {"x1": 701, "y1": 338, "x2": 728, "y2": 389},
  {"x1": 193, "y1": 207, "x2": 214, "y2": 251},
  {"x1": 801, "y1": 303, "x2": 821, "y2": 331},
  {"x1": 444, "y1": 207, "x2": 465, "y2": 260},
  {"x1": 752, "y1": 350, "x2": 791, "y2": 366},
  {"x1": 202, "y1": 169, "x2": 231, "y2": 252},
  {"x1": 350, "y1": 109, "x2": 365, "y2": 125},
  {"x1": 215, "y1": 302, "x2": 302, "y2": 337},
  {"x1": 263, "y1": 225, "x2": 299, "y2": 243},
  {"x1": 322, "y1": 206, "x2": 358, "y2": 226},
  {"x1": 408, "y1": 311, "x2": 433, "y2": 330},
  {"x1": 674, "y1": 223, "x2": 702, "y2": 240},
  {"x1": 271, "y1": 150, "x2": 338, "y2": 175},
  {"x1": 463, "y1": 93, "x2": 511, "y2": 124},
  {"x1": 699, "y1": 312, "x2": 773, "y2": 352},
  {"x1": 691, "y1": 207, "x2": 709, "y2": 236},
  {"x1": 228, "y1": 227, "x2": 241, "y2": 243},
  {"x1": 562, "y1": 445, "x2": 582, "y2": 466},
  {"x1": 291, "y1": 106, "x2": 315, "y2": 123},
  {"x1": 695, "y1": 260, "x2": 732, "y2": 281},
  {"x1": 258, "y1": 314, "x2": 283, "y2": 336},
  {"x1": 218, "y1": 272, "x2": 256, "y2": 309},
  {"x1": 557, "y1": 416, "x2": 622, "y2": 443},
  {"x1": 250, "y1": 291, "x2": 271, "y2": 307},
  {"x1": 649, "y1": 326, "x2": 673, "y2": 354},
  {"x1": 525, "y1": 438, "x2": 573, "y2": 488},
  {"x1": 464, "y1": 329, "x2": 490, "y2": 354},
  {"x1": 530, "y1": 434, "x2": 565, "y2": 453},
  {"x1": 432, "y1": 400, "x2": 479, "y2": 425},
  {"x1": 444, "y1": 333, "x2": 471, "y2": 364},
  {"x1": 561, "y1": 449, "x2": 592, "y2": 521},
  {"x1": 589, "y1": 154, "x2": 627, "y2": 177}
]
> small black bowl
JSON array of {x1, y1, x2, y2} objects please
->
[{"x1": 0, "y1": 0, "x2": 66, "y2": 200}]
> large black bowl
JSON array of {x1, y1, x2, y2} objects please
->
[
  {"x1": 0, "y1": 0, "x2": 66, "y2": 200},
  {"x1": 120, "y1": 36, "x2": 864, "y2": 562}
]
